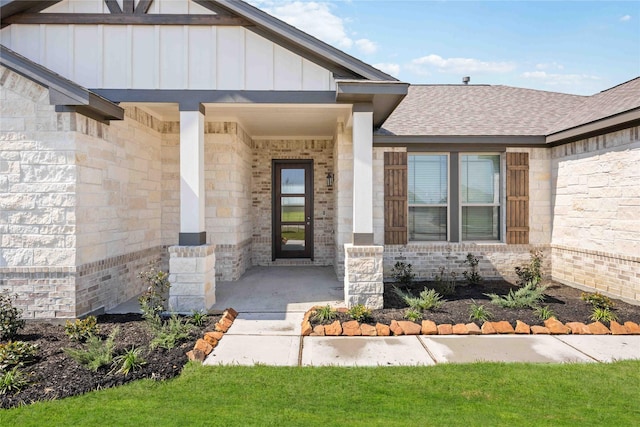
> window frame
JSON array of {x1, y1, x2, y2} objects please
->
[{"x1": 407, "y1": 153, "x2": 450, "y2": 242}]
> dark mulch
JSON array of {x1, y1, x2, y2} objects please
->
[
  {"x1": 0, "y1": 313, "x2": 221, "y2": 409},
  {"x1": 312, "y1": 280, "x2": 640, "y2": 328}
]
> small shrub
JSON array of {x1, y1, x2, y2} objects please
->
[
  {"x1": 390, "y1": 262, "x2": 415, "y2": 286},
  {"x1": 111, "y1": 347, "x2": 146, "y2": 376},
  {"x1": 348, "y1": 304, "x2": 372, "y2": 323},
  {"x1": 0, "y1": 293, "x2": 25, "y2": 341},
  {"x1": 404, "y1": 308, "x2": 422, "y2": 322},
  {"x1": 581, "y1": 292, "x2": 615, "y2": 310},
  {"x1": 189, "y1": 310, "x2": 208, "y2": 327},
  {"x1": 486, "y1": 282, "x2": 547, "y2": 309},
  {"x1": 311, "y1": 305, "x2": 338, "y2": 324},
  {"x1": 468, "y1": 300, "x2": 492, "y2": 322},
  {"x1": 64, "y1": 316, "x2": 98, "y2": 342},
  {"x1": 0, "y1": 341, "x2": 38, "y2": 371},
  {"x1": 0, "y1": 367, "x2": 30, "y2": 395},
  {"x1": 64, "y1": 328, "x2": 118, "y2": 372},
  {"x1": 534, "y1": 305, "x2": 555, "y2": 321},
  {"x1": 393, "y1": 287, "x2": 444, "y2": 311},
  {"x1": 590, "y1": 307, "x2": 618, "y2": 323},
  {"x1": 462, "y1": 253, "x2": 483, "y2": 285},
  {"x1": 434, "y1": 266, "x2": 457, "y2": 296},
  {"x1": 149, "y1": 315, "x2": 194, "y2": 350},
  {"x1": 138, "y1": 267, "x2": 171, "y2": 321},
  {"x1": 515, "y1": 250, "x2": 543, "y2": 286}
]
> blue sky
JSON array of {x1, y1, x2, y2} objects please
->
[{"x1": 251, "y1": 1, "x2": 640, "y2": 95}]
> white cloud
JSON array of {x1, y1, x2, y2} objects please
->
[
  {"x1": 373, "y1": 63, "x2": 400, "y2": 77},
  {"x1": 355, "y1": 38, "x2": 377, "y2": 55},
  {"x1": 620, "y1": 14, "x2": 631, "y2": 22},
  {"x1": 535, "y1": 62, "x2": 564, "y2": 71},
  {"x1": 522, "y1": 71, "x2": 601, "y2": 87},
  {"x1": 408, "y1": 54, "x2": 516, "y2": 75},
  {"x1": 250, "y1": 1, "x2": 353, "y2": 49}
]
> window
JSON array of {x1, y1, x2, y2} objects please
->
[
  {"x1": 460, "y1": 155, "x2": 501, "y2": 241},
  {"x1": 408, "y1": 153, "x2": 502, "y2": 242},
  {"x1": 408, "y1": 154, "x2": 448, "y2": 241}
]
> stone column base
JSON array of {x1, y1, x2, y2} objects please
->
[
  {"x1": 168, "y1": 244, "x2": 216, "y2": 313},
  {"x1": 344, "y1": 244, "x2": 384, "y2": 309}
]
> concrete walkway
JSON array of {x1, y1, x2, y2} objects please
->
[{"x1": 204, "y1": 266, "x2": 640, "y2": 366}]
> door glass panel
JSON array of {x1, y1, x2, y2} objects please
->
[
  {"x1": 281, "y1": 169, "x2": 305, "y2": 194},
  {"x1": 281, "y1": 225, "x2": 306, "y2": 251},
  {"x1": 281, "y1": 197, "x2": 305, "y2": 222}
]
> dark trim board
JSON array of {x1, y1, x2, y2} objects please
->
[
  {"x1": 179, "y1": 232, "x2": 207, "y2": 246},
  {"x1": 352, "y1": 233, "x2": 374, "y2": 246},
  {"x1": 3, "y1": 13, "x2": 251, "y2": 26},
  {"x1": 374, "y1": 135, "x2": 547, "y2": 147}
]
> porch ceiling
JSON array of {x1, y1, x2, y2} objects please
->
[{"x1": 129, "y1": 103, "x2": 351, "y2": 138}]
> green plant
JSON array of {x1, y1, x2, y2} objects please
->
[
  {"x1": 434, "y1": 266, "x2": 458, "y2": 296},
  {"x1": 581, "y1": 292, "x2": 615, "y2": 310},
  {"x1": 462, "y1": 253, "x2": 483, "y2": 285},
  {"x1": 64, "y1": 328, "x2": 118, "y2": 372},
  {"x1": 138, "y1": 267, "x2": 171, "y2": 321},
  {"x1": 149, "y1": 315, "x2": 194, "y2": 350},
  {"x1": 404, "y1": 307, "x2": 422, "y2": 322},
  {"x1": 393, "y1": 287, "x2": 444, "y2": 311},
  {"x1": 515, "y1": 250, "x2": 543, "y2": 286},
  {"x1": 0, "y1": 367, "x2": 30, "y2": 395},
  {"x1": 311, "y1": 305, "x2": 338, "y2": 323},
  {"x1": 64, "y1": 316, "x2": 98, "y2": 342},
  {"x1": 468, "y1": 300, "x2": 493, "y2": 322},
  {"x1": 111, "y1": 347, "x2": 146, "y2": 376},
  {"x1": 0, "y1": 293, "x2": 25, "y2": 340},
  {"x1": 534, "y1": 305, "x2": 555, "y2": 321},
  {"x1": 390, "y1": 262, "x2": 415, "y2": 286},
  {"x1": 347, "y1": 304, "x2": 372, "y2": 323},
  {"x1": 590, "y1": 307, "x2": 618, "y2": 323},
  {"x1": 190, "y1": 310, "x2": 208, "y2": 327},
  {"x1": 0, "y1": 341, "x2": 38, "y2": 371},
  {"x1": 486, "y1": 282, "x2": 548, "y2": 309}
]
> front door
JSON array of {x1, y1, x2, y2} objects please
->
[{"x1": 273, "y1": 160, "x2": 314, "y2": 260}]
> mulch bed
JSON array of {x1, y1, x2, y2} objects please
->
[
  {"x1": 312, "y1": 280, "x2": 640, "y2": 328},
  {"x1": 0, "y1": 313, "x2": 221, "y2": 409}
]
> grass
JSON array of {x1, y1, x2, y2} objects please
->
[{"x1": 2, "y1": 361, "x2": 639, "y2": 426}]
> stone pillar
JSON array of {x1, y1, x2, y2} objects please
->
[
  {"x1": 179, "y1": 106, "x2": 206, "y2": 245},
  {"x1": 351, "y1": 103, "x2": 374, "y2": 245},
  {"x1": 168, "y1": 245, "x2": 216, "y2": 313},
  {"x1": 344, "y1": 244, "x2": 383, "y2": 309}
]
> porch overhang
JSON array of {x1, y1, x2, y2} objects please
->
[{"x1": 336, "y1": 80, "x2": 409, "y2": 128}]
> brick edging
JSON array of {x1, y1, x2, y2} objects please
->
[
  {"x1": 186, "y1": 308, "x2": 238, "y2": 363},
  {"x1": 300, "y1": 307, "x2": 640, "y2": 337}
]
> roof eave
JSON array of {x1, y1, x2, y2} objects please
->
[
  {"x1": 336, "y1": 80, "x2": 409, "y2": 128},
  {"x1": 373, "y1": 134, "x2": 547, "y2": 147},
  {"x1": 546, "y1": 108, "x2": 640, "y2": 145}
]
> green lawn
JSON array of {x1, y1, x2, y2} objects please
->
[{"x1": 2, "y1": 361, "x2": 639, "y2": 426}]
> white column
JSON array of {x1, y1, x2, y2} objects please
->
[
  {"x1": 352, "y1": 103, "x2": 374, "y2": 245},
  {"x1": 179, "y1": 106, "x2": 206, "y2": 245}
]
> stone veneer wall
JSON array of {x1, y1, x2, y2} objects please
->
[
  {"x1": 551, "y1": 126, "x2": 640, "y2": 303},
  {"x1": 252, "y1": 139, "x2": 335, "y2": 266}
]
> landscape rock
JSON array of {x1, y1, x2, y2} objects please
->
[
  {"x1": 301, "y1": 321, "x2": 313, "y2": 336},
  {"x1": 215, "y1": 316, "x2": 233, "y2": 333},
  {"x1": 342, "y1": 320, "x2": 362, "y2": 336},
  {"x1": 421, "y1": 320, "x2": 438, "y2": 335},
  {"x1": 375, "y1": 323, "x2": 390, "y2": 336},
  {"x1": 360, "y1": 324, "x2": 377, "y2": 336},
  {"x1": 531, "y1": 326, "x2": 550, "y2": 334},
  {"x1": 313, "y1": 325, "x2": 325, "y2": 336},
  {"x1": 437, "y1": 324, "x2": 453, "y2": 335},
  {"x1": 398, "y1": 321, "x2": 422, "y2": 335},
  {"x1": 206, "y1": 331, "x2": 224, "y2": 341},
  {"x1": 566, "y1": 322, "x2": 591, "y2": 335},
  {"x1": 588, "y1": 321, "x2": 611, "y2": 335},
  {"x1": 492, "y1": 321, "x2": 515, "y2": 334},
  {"x1": 324, "y1": 320, "x2": 343, "y2": 336},
  {"x1": 481, "y1": 322, "x2": 497, "y2": 334},
  {"x1": 465, "y1": 323, "x2": 482, "y2": 335},
  {"x1": 203, "y1": 333, "x2": 219, "y2": 347},
  {"x1": 609, "y1": 321, "x2": 628, "y2": 335},
  {"x1": 515, "y1": 320, "x2": 530, "y2": 334},
  {"x1": 222, "y1": 309, "x2": 237, "y2": 322},
  {"x1": 624, "y1": 321, "x2": 640, "y2": 334},
  {"x1": 452, "y1": 324, "x2": 468, "y2": 335},
  {"x1": 194, "y1": 339, "x2": 213, "y2": 356},
  {"x1": 186, "y1": 348, "x2": 206, "y2": 362},
  {"x1": 389, "y1": 320, "x2": 404, "y2": 336},
  {"x1": 544, "y1": 318, "x2": 570, "y2": 334}
]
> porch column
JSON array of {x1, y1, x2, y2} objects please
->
[
  {"x1": 168, "y1": 104, "x2": 215, "y2": 313},
  {"x1": 352, "y1": 103, "x2": 374, "y2": 245},
  {"x1": 344, "y1": 103, "x2": 383, "y2": 309}
]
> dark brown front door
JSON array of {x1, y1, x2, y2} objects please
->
[{"x1": 273, "y1": 160, "x2": 313, "y2": 260}]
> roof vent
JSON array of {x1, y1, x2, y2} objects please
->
[{"x1": 462, "y1": 76, "x2": 470, "y2": 85}]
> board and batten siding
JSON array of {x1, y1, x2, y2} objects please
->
[{"x1": 0, "y1": 24, "x2": 336, "y2": 91}]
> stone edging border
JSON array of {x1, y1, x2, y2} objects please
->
[
  {"x1": 300, "y1": 307, "x2": 640, "y2": 337},
  {"x1": 187, "y1": 307, "x2": 238, "y2": 363}
]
